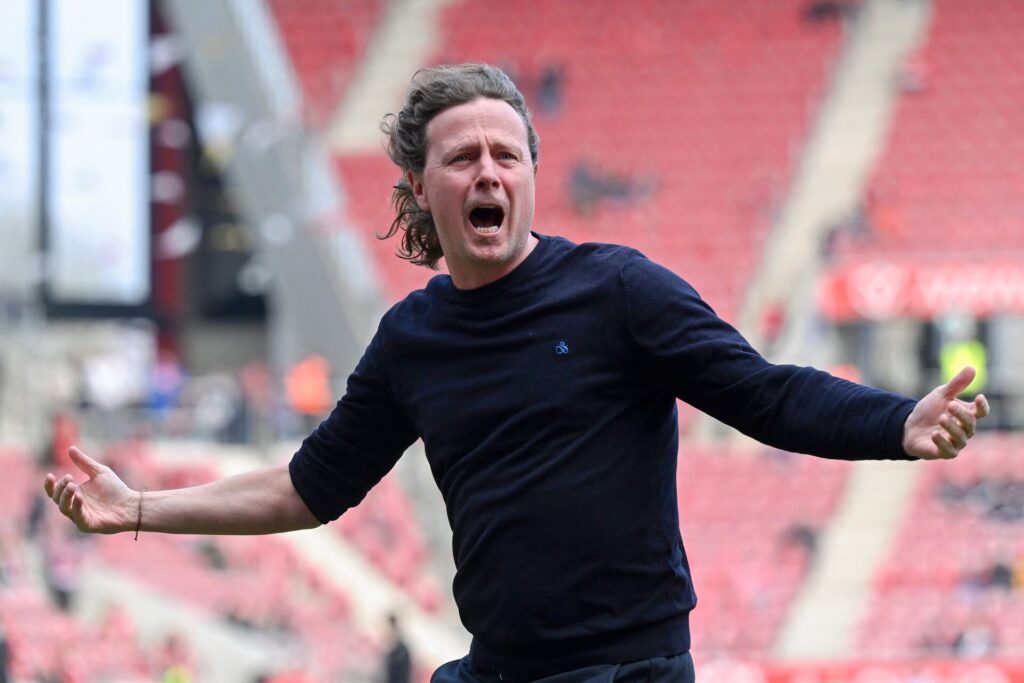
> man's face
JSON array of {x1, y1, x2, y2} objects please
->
[{"x1": 408, "y1": 97, "x2": 538, "y2": 289}]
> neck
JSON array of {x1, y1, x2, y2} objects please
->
[{"x1": 449, "y1": 233, "x2": 539, "y2": 290}]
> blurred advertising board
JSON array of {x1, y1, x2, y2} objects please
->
[
  {"x1": 819, "y1": 260, "x2": 1024, "y2": 321},
  {"x1": 45, "y1": 0, "x2": 150, "y2": 307},
  {"x1": 698, "y1": 658, "x2": 1024, "y2": 683}
]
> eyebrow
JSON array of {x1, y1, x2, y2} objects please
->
[{"x1": 444, "y1": 136, "x2": 525, "y2": 157}]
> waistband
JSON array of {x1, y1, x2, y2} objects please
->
[{"x1": 468, "y1": 614, "x2": 690, "y2": 680}]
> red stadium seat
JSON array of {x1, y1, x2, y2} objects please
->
[{"x1": 328, "y1": 0, "x2": 843, "y2": 322}]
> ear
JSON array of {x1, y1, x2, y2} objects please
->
[
  {"x1": 533, "y1": 163, "x2": 539, "y2": 178},
  {"x1": 407, "y1": 170, "x2": 430, "y2": 212}
]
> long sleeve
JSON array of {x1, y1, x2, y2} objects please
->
[
  {"x1": 289, "y1": 323, "x2": 419, "y2": 524},
  {"x1": 621, "y1": 252, "x2": 916, "y2": 460}
]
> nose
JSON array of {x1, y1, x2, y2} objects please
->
[{"x1": 474, "y1": 155, "x2": 500, "y2": 191}]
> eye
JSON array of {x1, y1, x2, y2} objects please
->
[{"x1": 498, "y1": 151, "x2": 518, "y2": 161}]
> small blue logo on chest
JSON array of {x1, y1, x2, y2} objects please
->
[{"x1": 554, "y1": 341, "x2": 570, "y2": 355}]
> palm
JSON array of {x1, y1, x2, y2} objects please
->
[
  {"x1": 44, "y1": 447, "x2": 136, "y2": 534},
  {"x1": 74, "y1": 471, "x2": 134, "y2": 533}
]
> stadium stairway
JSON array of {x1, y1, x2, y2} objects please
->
[
  {"x1": 775, "y1": 459, "x2": 920, "y2": 659},
  {"x1": 2, "y1": 446, "x2": 284, "y2": 682},
  {"x1": 739, "y1": 0, "x2": 933, "y2": 359},
  {"x1": 74, "y1": 564, "x2": 285, "y2": 682},
  {"x1": 0, "y1": 316, "x2": 50, "y2": 449},
  {"x1": 162, "y1": 441, "x2": 471, "y2": 667},
  {"x1": 327, "y1": 0, "x2": 457, "y2": 154},
  {"x1": 766, "y1": 0, "x2": 934, "y2": 659},
  {"x1": 161, "y1": 0, "x2": 385, "y2": 380}
]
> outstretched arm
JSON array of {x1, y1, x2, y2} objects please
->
[
  {"x1": 903, "y1": 367, "x2": 991, "y2": 460},
  {"x1": 43, "y1": 446, "x2": 320, "y2": 535}
]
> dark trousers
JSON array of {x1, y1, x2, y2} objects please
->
[{"x1": 431, "y1": 653, "x2": 695, "y2": 683}]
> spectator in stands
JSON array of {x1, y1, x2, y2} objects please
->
[
  {"x1": 149, "y1": 348, "x2": 186, "y2": 427},
  {"x1": 0, "y1": 625, "x2": 8, "y2": 683},
  {"x1": 535, "y1": 61, "x2": 565, "y2": 116},
  {"x1": 952, "y1": 613, "x2": 999, "y2": 659},
  {"x1": 240, "y1": 360, "x2": 272, "y2": 445},
  {"x1": 803, "y1": 0, "x2": 858, "y2": 24},
  {"x1": 939, "y1": 472, "x2": 1024, "y2": 522},
  {"x1": 284, "y1": 354, "x2": 333, "y2": 434},
  {"x1": 987, "y1": 559, "x2": 1015, "y2": 591},
  {"x1": 154, "y1": 634, "x2": 194, "y2": 683},
  {"x1": 43, "y1": 533, "x2": 82, "y2": 612},
  {"x1": 569, "y1": 159, "x2": 655, "y2": 216},
  {"x1": 26, "y1": 491, "x2": 47, "y2": 540},
  {"x1": 919, "y1": 617, "x2": 957, "y2": 655},
  {"x1": 779, "y1": 522, "x2": 820, "y2": 563},
  {"x1": 957, "y1": 554, "x2": 1015, "y2": 596},
  {"x1": 382, "y1": 613, "x2": 412, "y2": 683},
  {"x1": 44, "y1": 64, "x2": 992, "y2": 682}
]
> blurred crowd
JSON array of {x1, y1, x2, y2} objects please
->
[{"x1": 37, "y1": 347, "x2": 338, "y2": 448}]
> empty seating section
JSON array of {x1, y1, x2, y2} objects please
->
[
  {"x1": 335, "y1": 154, "x2": 440, "y2": 298},
  {"x1": 858, "y1": 435, "x2": 1024, "y2": 659},
  {"x1": 0, "y1": 590, "x2": 150, "y2": 682},
  {"x1": 96, "y1": 531, "x2": 379, "y2": 677},
  {"x1": 839, "y1": 0, "x2": 1024, "y2": 260},
  {"x1": 0, "y1": 448, "x2": 149, "y2": 681},
  {"x1": 334, "y1": 470, "x2": 445, "y2": 612},
  {"x1": 2, "y1": 441, "x2": 855, "y2": 669},
  {"x1": 0, "y1": 446, "x2": 391, "y2": 681},
  {"x1": 332, "y1": 0, "x2": 842, "y2": 319},
  {"x1": 90, "y1": 447, "x2": 384, "y2": 678},
  {"x1": 679, "y1": 447, "x2": 852, "y2": 655},
  {"x1": 268, "y1": 0, "x2": 385, "y2": 125}
]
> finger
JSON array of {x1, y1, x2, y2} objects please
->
[
  {"x1": 68, "y1": 446, "x2": 105, "y2": 478},
  {"x1": 948, "y1": 402, "x2": 977, "y2": 438},
  {"x1": 932, "y1": 430, "x2": 959, "y2": 459},
  {"x1": 71, "y1": 490, "x2": 85, "y2": 521},
  {"x1": 941, "y1": 367, "x2": 976, "y2": 400},
  {"x1": 940, "y1": 414, "x2": 968, "y2": 450},
  {"x1": 59, "y1": 482, "x2": 77, "y2": 515},
  {"x1": 51, "y1": 474, "x2": 72, "y2": 504},
  {"x1": 44, "y1": 473, "x2": 57, "y2": 497},
  {"x1": 974, "y1": 394, "x2": 990, "y2": 419}
]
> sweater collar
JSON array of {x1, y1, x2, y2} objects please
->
[{"x1": 432, "y1": 232, "x2": 555, "y2": 305}]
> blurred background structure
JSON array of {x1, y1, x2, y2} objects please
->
[{"x1": 1, "y1": 0, "x2": 1022, "y2": 680}]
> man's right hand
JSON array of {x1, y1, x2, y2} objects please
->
[{"x1": 44, "y1": 446, "x2": 139, "y2": 534}]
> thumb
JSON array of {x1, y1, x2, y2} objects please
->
[
  {"x1": 68, "y1": 446, "x2": 104, "y2": 478},
  {"x1": 942, "y1": 366, "x2": 976, "y2": 399}
]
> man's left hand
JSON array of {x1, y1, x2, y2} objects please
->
[{"x1": 903, "y1": 366, "x2": 990, "y2": 460}]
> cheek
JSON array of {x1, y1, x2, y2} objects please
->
[
  {"x1": 517, "y1": 179, "x2": 536, "y2": 218},
  {"x1": 427, "y1": 177, "x2": 462, "y2": 216}
]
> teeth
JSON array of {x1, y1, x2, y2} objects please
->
[{"x1": 468, "y1": 204, "x2": 504, "y2": 231}]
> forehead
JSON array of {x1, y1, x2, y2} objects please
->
[{"x1": 425, "y1": 97, "x2": 530, "y2": 155}]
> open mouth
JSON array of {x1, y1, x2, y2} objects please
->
[{"x1": 469, "y1": 206, "x2": 505, "y2": 234}]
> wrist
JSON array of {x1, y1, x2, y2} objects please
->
[
  {"x1": 898, "y1": 400, "x2": 919, "y2": 460},
  {"x1": 125, "y1": 489, "x2": 143, "y2": 535}
]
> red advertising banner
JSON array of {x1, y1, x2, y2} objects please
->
[
  {"x1": 697, "y1": 658, "x2": 1024, "y2": 683},
  {"x1": 818, "y1": 260, "x2": 1024, "y2": 321}
]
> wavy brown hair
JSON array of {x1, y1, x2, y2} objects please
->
[{"x1": 379, "y1": 64, "x2": 540, "y2": 269}]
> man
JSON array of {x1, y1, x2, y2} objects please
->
[
  {"x1": 383, "y1": 614, "x2": 412, "y2": 683},
  {"x1": 45, "y1": 64, "x2": 989, "y2": 682}
]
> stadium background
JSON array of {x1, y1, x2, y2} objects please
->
[{"x1": 0, "y1": 0, "x2": 1022, "y2": 681}]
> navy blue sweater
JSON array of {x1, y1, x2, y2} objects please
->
[{"x1": 289, "y1": 234, "x2": 916, "y2": 676}]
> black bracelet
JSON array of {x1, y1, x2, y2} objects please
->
[{"x1": 134, "y1": 488, "x2": 146, "y2": 541}]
